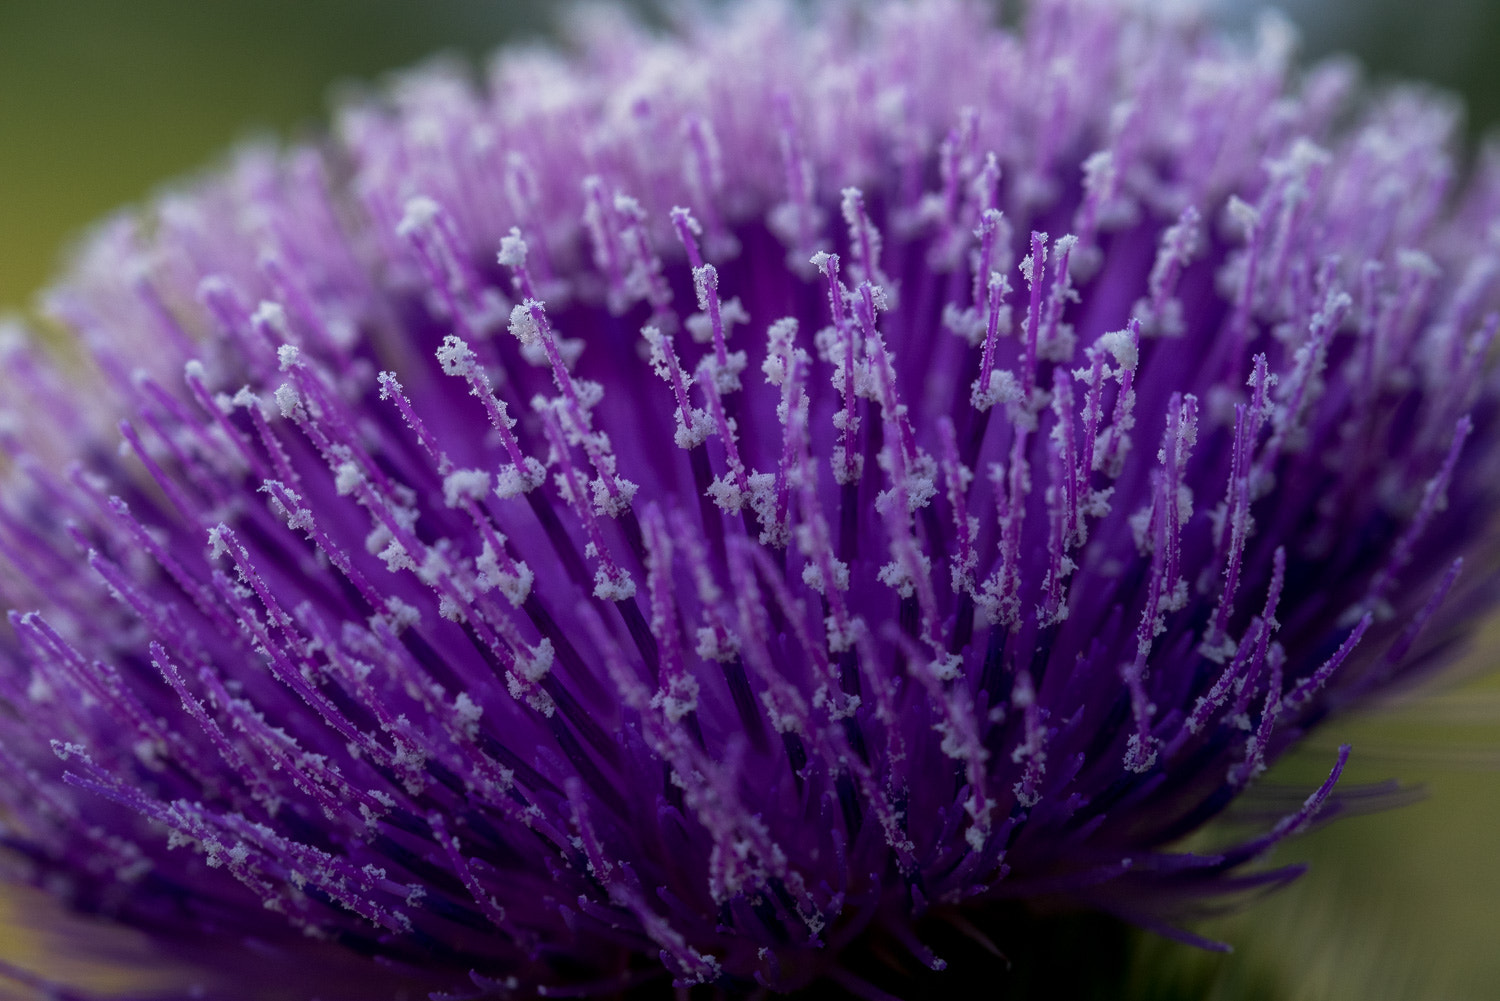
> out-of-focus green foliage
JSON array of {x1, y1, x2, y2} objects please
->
[
  {"x1": 1133, "y1": 620, "x2": 1500, "y2": 1001},
  {"x1": 1277, "y1": 0, "x2": 1500, "y2": 136},
  {"x1": 0, "y1": 1, "x2": 566, "y2": 311}
]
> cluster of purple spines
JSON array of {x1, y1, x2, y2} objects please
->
[{"x1": 2, "y1": 1, "x2": 1499, "y2": 997}]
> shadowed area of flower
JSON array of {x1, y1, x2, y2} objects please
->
[{"x1": 1, "y1": 1, "x2": 1498, "y2": 997}]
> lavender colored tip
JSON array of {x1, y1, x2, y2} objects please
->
[{"x1": 2, "y1": 1, "x2": 1500, "y2": 997}]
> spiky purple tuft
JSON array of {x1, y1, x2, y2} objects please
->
[{"x1": 2, "y1": 1, "x2": 1500, "y2": 997}]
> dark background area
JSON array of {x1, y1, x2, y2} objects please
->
[{"x1": 1274, "y1": 0, "x2": 1500, "y2": 131}]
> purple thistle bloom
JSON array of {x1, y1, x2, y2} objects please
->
[{"x1": 2, "y1": 1, "x2": 1499, "y2": 996}]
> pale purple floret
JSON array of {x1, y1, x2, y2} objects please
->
[{"x1": 1, "y1": 1, "x2": 1499, "y2": 997}]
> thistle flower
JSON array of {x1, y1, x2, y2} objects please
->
[{"x1": 2, "y1": 1, "x2": 1499, "y2": 997}]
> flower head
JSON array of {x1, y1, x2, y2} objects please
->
[{"x1": 2, "y1": 1, "x2": 1499, "y2": 997}]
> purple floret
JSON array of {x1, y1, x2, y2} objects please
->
[{"x1": 1, "y1": 1, "x2": 1499, "y2": 997}]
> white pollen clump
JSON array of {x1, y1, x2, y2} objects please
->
[
  {"x1": 555, "y1": 471, "x2": 583, "y2": 511},
  {"x1": 928, "y1": 653, "x2": 964, "y2": 682},
  {"x1": 474, "y1": 541, "x2": 502, "y2": 586},
  {"x1": 673, "y1": 204, "x2": 703, "y2": 236},
  {"x1": 651, "y1": 674, "x2": 701, "y2": 723},
  {"x1": 933, "y1": 719, "x2": 973, "y2": 763},
  {"x1": 1125, "y1": 733, "x2": 1159, "y2": 773},
  {"x1": 497, "y1": 227, "x2": 528, "y2": 268},
  {"x1": 507, "y1": 302, "x2": 542, "y2": 347},
  {"x1": 417, "y1": 548, "x2": 452, "y2": 587},
  {"x1": 534, "y1": 334, "x2": 583, "y2": 370},
  {"x1": 334, "y1": 462, "x2": 364, "y2": 497},
  {"x1": 496, "y1": 561, "x2": 534, "y2": 607},
  {"x1": 471, "y1": 537, "x2": 501, "y2": 582},
  {"x1": 942, "y1": 301, "x2": 988, "y2": 346},
  {"x1": 874, "y1": 457, "x2": 939, "y2": 515},
  {"x1": 1225, "y1": 194, "x2": 1260, "y2": 238},
  {"x1": 376, "y1": 371, "x2": 401, "y2": 400},
  {"x1": 682, "y1": 312, "x2": 712, "y2": 345},
  {"x1": 273, "y1": 383, "x2": 304, "y2": 420},
  {"x1": 396, "y1": 195, "x2": 441, "y2": 237},
  {"x1": 133, "y1": 738, "x2": 166, "y2": 770},
  {"x1": 593, "y1": 567, "x2": 636, "y2": 602},
  {"x1": 364, "y1": 523, "x2": 393, "y2": 557},
  {"x1": 760, "y1": 688, "x2": 807, "y2": 735},
  {"x1": 706, "y1": 475, "x2": 749, "y2": 514},
  {"x1": 762, "y1": 319, "x2": 800, "y2": 378},
  {"x1": 830, "y1": 445, "x2": 865, "y2": 485},
  {"x1": 280, "y1": 500, "x2": 314, "y2": 533},
  {"x1": 695, "y1": 625, "x2": 740, "y2": 663},
  {"x1": 686, "y1": 296, "x2": 750, "y2": 347},
  {"x1": 368, "y1": 597, "x2": 421, "y2": 636},
  {"x1": 690, "y1": 265, "x2": 716, "y2": 311},
  {"x1": 700, "y1": 349, "x2": 749, "y2": 395},
  {"x1": 206, "y1": 525, "x2": 230, "y2": 561},
  {"x1": 877, "y1": 550, "x2": 932, "y2": 599},
  {"x1": 571, "y1": 380, "x2": 605, "y2": 415},
  {"x1": 379, "y1": 538, "x2": 416, "y2": 573},
  {"x1": 1159, "y1": 576, "x2": 1189, "y2": 616},
  {"x1": 517, "y1": 639, "x2": 554, "y2": 684},
  {"x1": 231, "y1": 386, "x2": 262, "y2": 413},
  {"x1": 1176, "y1": 483, "x2": 1195, "y2": 527},
  {"x1": 344, "y1": 658, "x2": 374, "y2": 685},
  {"x1": 590, "y1": 474, "x2": 638, "y2": 518},
  {"x1": 813, "y1": 685, "x2": 861, "y2": 721},
  {"x1": 801, "y1": 557, "x2": 849, "y2": 594},
  {"x1": 761, "y1": 353, "x2": 786, "y2": 384},
  {"x1": 673, "y1": 409, "x2": 713, "y2": 449},
  {"x1": 825, "y1": 613, "x2": 865, "y2": 654},
  {"x1": 452, "y1": 692, "x2": 483, "y2": 740},
  {"x1": 475, "y1": 541, "x2": 533, "y2": 606},
  {"x1": 435, "y1": 335, "x2": 477, "y2": 377},
  {"x1": 26, "y1": 673, "x2": 52, "y2": 705},
  {"x1": 970, "y1": 368, "x2": 1023, "y2": 411},
  {"x1": 1129, "y1": 504, "x2": 1154, "y2": 554},
  {"x1": 1098, "y1": 327, "x2": 1138, "y2": 369},
  {"x1": 252, "y1": 301, "x2": 291, "y2": 339},
  {"x1": 494, "y1": 457, "x2": 545, "y2": 498},
  {"x1": 747, "y1": 472, "x2": 788, "y2": 547},
  {"x1": 1020, "y1": 249, "x2": 1041, "y2": 285},
  {"x1": 50, "y1": 740, "x2": 91, "y2": 764},
  {"x1": 442, "y1": 469, "x2": 491, "y2": 508},
  {"x1": 276, "y1": 344, "x2": 302, "y2": 371},
  {"x1": 641, "y1": 325, "x2": 675, "y2": 378}
]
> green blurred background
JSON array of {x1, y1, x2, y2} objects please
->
[
  {"x1": 1, "y1": 1, "x2": 1498, "y2": 999},
  {"x1": 0, "y1": 1, "x2": 568, "y2": 312}
]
